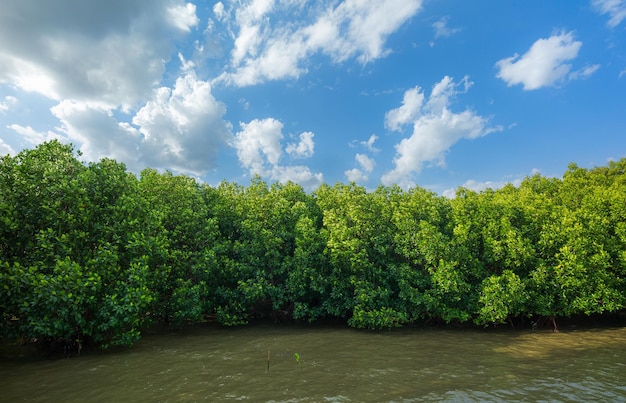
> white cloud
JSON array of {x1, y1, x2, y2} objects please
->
[
  {"x1": 6, "y1": 124, "x2": 62, "y2": 145},
  {"x1": 50, "y1": 100, "x2": 143, "y2": 170},
  {"x1": 270, "y1": 165, "x2": 323, "y2": 190},
  {"x1": 213, "y1": 2, "x2": 227, "y2": 21},
  {"x1": 232, "y1": 24, "x2": 263, "y2": 67},
  {"x1": 360, "y1": 134, "x2": 380, "y2": 152},
  {"x1": 50, "y1": 72, "x2": 232, "y2": 176},
  {"x1": 132, "y1": 72, "x2": 232, "y2": 175},
  {"x1": 346, "y1": 133, "x2": 380, "y2": 183},
  {"x1": 356, "y1": 153, "x2": 375, "y2": 173},
  {"x1": 217, "y1": 0, "x2": 423, "y2": 86},
  {"x1": 0, "y1": 138, "x2": 15, "y2": 156},
  {"x1": 230, "y1": 0, "x2": 276, "y2": 67},
  {"x1": 0, "y1": 0, "x2": 197, "y2": 110},
  {"x1": 233, "y1": 117, "x2": 323, "y2": 189},
  {"x1": 1, "y1": 60, "x2": 59, "y2": 101},
  {"x1": 442, "y1": 176, "x2": 526, "y2": 199},
  {"x1": 178, "y1": 52, "x2": 196, "y2": 71},
  {"x1": 239, "y1": 0, "x2": 275, "y2": 22},
  {"x1": 345, "y1": 168, "x2": 368, "y2": 183},
  {"x1": 382, "y1": 76, "x2": 501, "y2": 189},
  {"x1": 0, "y1": 96, "x2": 17, "y2": 112},
  {"x1": 346, "y1": 134, "x2": 380, "y2": 182},
  {"x1": 442, "y1": 180, "x2": 507, "y2": 198},
  {"x1": 496, "y1": 31, "x2": 582, "y2": 90},
  {"x1": 329, "y1": 0, "x2": 423, "y2": 64},
  {"x1": 568, "y1": 64, "x2": 601, "y2": 80},
  {"x1": 432, "y1": 16, "x2": 460, "y2": 39},
  {"x1": 385, "y1": 86, "x2": 425, "y2": 131},
  {"x1": 167, "y1": 2, "x2": 199, "y2": 32},
  {"x1": 592, "y1": 0, "x2": 626, "y2": 28},
  {"x1": 345, "y1": 153, "x2": 376, "y2": 183},
  {"x1": 234, "y1": 118, "x2": 284, "y2": 174},
  {"x1": 620, "y1": 68, "x2": 626, "y2": 78},
  {"x1": 286, "y1": 131, "x2": 315, "y2": 159}
]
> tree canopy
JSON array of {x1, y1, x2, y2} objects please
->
[{"x1": 1, "y1": 141, "x2": 625, "y2": 352}]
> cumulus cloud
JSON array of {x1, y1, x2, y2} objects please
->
[
  {"x1": 495, "y1": 32, "x2": 585, "y2": 90},
  {"x1": 50, "y1": 101, "x2": 143, "y2": 169},
  {"x1": 345, "y1": 153, "x2": 376, "y2": 183},
  {"x1": 592, "y1": 0, "x2": 626, "y2": 28},
  {"x1": 233, "y1": 118, "x2": 323, "y2": 189},
  {"x1": 358, "y1": 134, "x2": 380, "y2": 152},
  {"x1": 233, "y1": 118, "x2": 284, "y2": 175},
  {"x1": 6, "y1": 124, "x2": 62, "y2": 145},
  {"x1": 167, "y1": 2, "x2": 200, "y2": 32},
  {"x1": 0, "y1": 0, "x2": 230, "y2": 178},
  {"x1": 496, "y1": 32, "x2": 582, "y2": 90},
  {"x1": 382, "y1": 76, "x2": 501, "y2": 189},
  {"x1": 286, "y1": 131, "x2": 315, "y2": 159},
  {"x1": 442, "y1": 176, "x2": 529, "y2": 199},
  {"x1": 0, "y1": 138, "x2": 15, "y2": 156},
  {"x1": 0, "y1": 96, "x2": 17, "y2": 112},
  {"x1": 356, "y1": 153, "x2": 376, "y2": 173},
  {"x1": 51, "y1": 72, "x2": 232, "y2": 176},
  {"x1": 132, "y1": 72, "x2": 232, "y2": 175},
  {"x1": 270, "y1": 165, "x2": 324, "y2": 190},
  {"x1": 344, "y1": 168, "x2": 367, "y2": 183},
  {"x1": 213, "y1": 2, "x2": 228, "y2": 21},
  {"x1": 385, "y1": 87, "x2": 425, "y2": 131},
  {"x1": 216, "y1": 0, "x2": 423, "y2": 86},
  {"x1": 230, "y1": 0, "x2": 275, "y2": 67},
  {"x1": 0, "y1": 0, "x2": 198, "y2": 109}
]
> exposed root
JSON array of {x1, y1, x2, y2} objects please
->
[{"x1": 532, "y1": 315, "x2": 559, "y2": 332}]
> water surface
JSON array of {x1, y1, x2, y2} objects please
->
[{"x1": 2, "y1": 324, "x2": 626, "y2": 402}]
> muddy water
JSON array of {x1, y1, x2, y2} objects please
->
[{"x1": 2, "y1": 325, "x2": 626, "y2": 402}]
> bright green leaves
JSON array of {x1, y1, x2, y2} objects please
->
[
  {"x1": 315, "y1": 183, "x2": 401, "y2": 327},
  {"x1": 476, "y1": 270, "x2": 527, "y2": 325},
  {"x1": 0, "y1": 141, "x2": 154, "y2": 350},
  {"x1": 138, "y1": 168, "x2": 220, "y2": 327},
  {"x1": 287, "y1": 214, "x2": 329, "y2": 322},
  {"x1": 0, "y1": 256, "x2": 152, "y2": 349},
  {"x1": 208, "y1": 178, "x2": 316, "y2": 326},
  {"x1": 526, "y1": 166, "x2": 626, "y2": 319},
  {"x1": 2, "y1": 141, "x2": 626, "y2": 349}
]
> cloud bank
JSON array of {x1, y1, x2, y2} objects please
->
[
  {"x1": 214, "y1": 0, "x2": 424, "y2": 86},
  {"x1": 0, "y1": 1, "x2": 235, "y2": 178},
  {"x1": 382, "y1": 76, "x2": 501, "y2": 188}
]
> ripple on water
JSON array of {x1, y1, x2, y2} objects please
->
[{"x1": 1, "y1": 325, "x2": 626, "y2": 401}]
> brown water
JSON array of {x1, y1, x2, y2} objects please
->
[{"x1": 2, "y1": 324, "x2": 626, "y2": 402}]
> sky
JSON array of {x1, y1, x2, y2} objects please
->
[{"x1": 1, "y1": 0, "x2": 625, "y2": 196}]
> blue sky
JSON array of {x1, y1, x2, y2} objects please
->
[{"x1": 1, "y1": 0, "x2": 625, "y2": 195}]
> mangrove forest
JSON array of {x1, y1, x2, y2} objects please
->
[{"x1": 1, "y1": 140, "x2": 625, "y2": 353}]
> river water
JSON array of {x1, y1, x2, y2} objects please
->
[{"x1": 2, "y1": 324, "x2": 626, "y2": 402}]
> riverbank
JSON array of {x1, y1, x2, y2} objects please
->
[{"x1": 3, "y1": 311, "x2": 626, "y2": 361}]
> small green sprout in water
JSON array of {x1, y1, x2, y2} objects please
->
[{"x1": 295, "y1": 352, "x2": 303, "y2": 370}]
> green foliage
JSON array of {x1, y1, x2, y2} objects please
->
[
  {"x1": 0, "y1": 142, "x2": 154, "y2": 350},
  {"x1": 138, "y1": 169, "x2": 220, "y2": 327},
  {"x1": 476, "y1": 270, "x2": 527, "y2": 325},
  {"x1": 2, "y1": 141, "x2": 626, "y2": 352}
]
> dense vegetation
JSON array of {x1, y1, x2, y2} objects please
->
[{"x1": 2, "y1": 141, "x2": 625, "y2": 352}]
